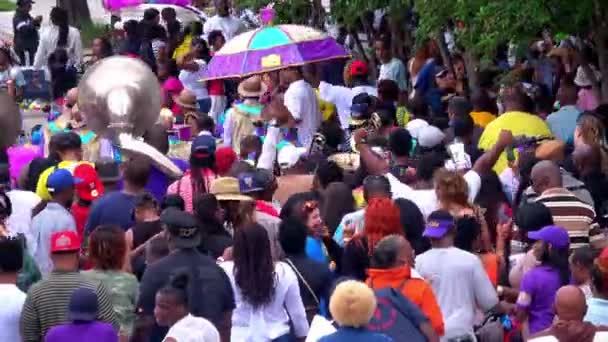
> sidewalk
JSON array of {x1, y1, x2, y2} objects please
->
[{"x1": 0, "y1": 0, "x2": 108, "y2": 40}]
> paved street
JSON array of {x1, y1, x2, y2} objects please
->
[{"x1": 0, "y1": 0, "x2": 108, "y2": 40}]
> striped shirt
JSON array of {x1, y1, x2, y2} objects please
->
[
  {"x1": 535, "y1": 188, "x2": 605, "y2": 249},
  {"x1": 20, "y1": 271, "x2": 118, "y2": 342}
]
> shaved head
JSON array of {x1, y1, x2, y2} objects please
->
[
  {"x1": 572, "y1": 143, "x2": 602, "y2": 176},
  {"x1": 371, "y1": 235, "x2": 413, "y2": 269},
  {"x1": 531, "y1": 160, "x2": 562, "y2": 194},
  {"x1": 555, "y1": 285, "x2": 587, "y2": 321},
  {"x1": 557, "y1": 82, "x2": 578, "y2": 106}
]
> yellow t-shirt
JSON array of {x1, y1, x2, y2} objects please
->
[
  {"x1": 478, "y1": 111, "x2": 552, "y2": 174},
  {"x1": 470, "y1": 111, "x2": 497, "y2": 128},
  {"x1": 173, "y1": 35, "x2": 193, "y2": 61},
  {"x1": 314, "y1": 89, "x2": 336, "y2": 122},
  {"x1": 35, "y1": 161, "x2": 85, "y2": 200}
]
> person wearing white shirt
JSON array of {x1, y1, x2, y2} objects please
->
[
  {"x1": 203, "y1": 0, "x2": 244, "y2": 41},
  {"x1": 352, "y1": 128, "x2": 514, "y2": 219},
  {"x1": 33, "y1": 7, "x2": 83, "y2": 69},
  {"x1": 220, "y1": 223, "x2": 309, "y2": 342},
  {"x1": 6, "y1": 189, "x2": 41, "y2": 251},
  {"x1": 281, "y1": 67, "x2": 322, "y2": 148},
  {"x1": 178, "y1": 52, "x2": 211, "y2": 113},
  {"x1": 0, "y1": 236, "x2": 27, "y2": 342},
  {"x1": 318, "y1": 60, "x2": 377, "y2": 129},
  {"x1": 154, "y1": 272, "x2": 221, "y2": 342},
  {"x1": 374, "y1": 36, "x2": 407, "y2": 92}
]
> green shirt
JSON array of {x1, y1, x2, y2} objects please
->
[{"x1": 82, "y1": 270, "x2": 139, "y2": 336}]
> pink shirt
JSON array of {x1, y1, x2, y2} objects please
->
[
  {"x1": 577, "y1": 88, "x2": 599, "y2": 111},
  {"x1": 167, "y1": 168, "x2": 216, "y2": 213}
]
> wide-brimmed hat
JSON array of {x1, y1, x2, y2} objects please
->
[
  {"x1": 238, "y1": 76, "x2": 268, "y2": 98},
  {"x1": 174, "y1": 89, "x2": 198, "y2": 110},
  {"x1": 210, "y1": 177, "x2": 253, "y2": 202}
]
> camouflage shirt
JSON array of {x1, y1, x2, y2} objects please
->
[{"x1": 82, "y1": 270, "x2": 139, "y2": 336}]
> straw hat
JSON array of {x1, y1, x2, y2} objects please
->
[
  {"x1": 210, "y1": 177, "x2": 253, "y2": 202},
  {"x1": 238, "y1": 76, "x2": 268, "y2": 98},
  {"x1": 174, "y1": 89, "x2": 198, "y2": 110}
]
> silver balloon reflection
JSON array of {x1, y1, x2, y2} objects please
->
[
  {"x1": 78, "y1": 57, "x2": 183, "y2": 178},
  {"x1": 0, "y1": 92, "x2": 22, "y2": 147}
]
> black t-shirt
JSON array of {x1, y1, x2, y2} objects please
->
[
  {"x1": 284, "y1": 254, "x2": 331, "y2": 312},
  {"x1": 137, "y1": 248, "x2": 235, "y2": 342},
  {"x1": 132, "y1": 220, "x2": 163, "y2": 250}
]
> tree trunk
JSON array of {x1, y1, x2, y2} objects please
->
[
  {"x1": 350, "y1": 28, "x2": 369, "y2": 63},
  {"x1": 462, "y1": 50, "x2": 479, "y2": 94},
  {"x1": 310, "y1": 0, "x2": 325, "y2": 30},
  {"x1": 592, "y1": 0, "x2": 608, "y2": 101},
  {"x1": 57, "y1": 0, "x2": 92, "y2": 29},
  {"x1": 436, "y1": 30, "x2": 454, "y2": 76}
]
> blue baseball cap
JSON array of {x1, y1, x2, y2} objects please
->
[
  {"x1": 68, "y1": 288, "x2": 98, "y2": 322},
  {"x1": 423, "y1": 210, "x2": 455, "y2": 238},
  {"x1": 528, "y1": 225, "x2": 570, "y2": 250},
  {"x1": 47, "y1": 168, "x2": 82, "y2": 194},
  {"x1": 190, "y1": 135, "x2": 216, "y2": 158}
]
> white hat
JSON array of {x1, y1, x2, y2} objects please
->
[
  {"x1": 574, "y1": 65, "x2": 600, "y2": 87},
  {"x1": 405, "y1": 119, "x2": 429, "y2": 139},
  {"x1": 278, "y1": 144, "x2": 307, "y2": 169},
  {"x1": 417, "y1": 125, "x2": 445, "y2": 148}
]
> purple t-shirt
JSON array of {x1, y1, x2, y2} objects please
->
[
  {"x1": 44, "y1": 321, "x2": 118, "y2": 342},
  {"x1": 517, "y1": 265, "x2": 562, "y2": 334},
  {"x1": 145, "y1": 158, "x2": 189, "y2": 201}
]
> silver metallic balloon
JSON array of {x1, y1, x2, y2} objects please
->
[
  {"x1": 78, "y1": 56, "x2": 161, "y2": 139},
  {"x1": 0, "y1": 92, "x2": 22, "y2": 147}
]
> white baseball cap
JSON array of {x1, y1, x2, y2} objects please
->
[{"x1": 278, "y1": 144, "x2": 307, "y2": 169}]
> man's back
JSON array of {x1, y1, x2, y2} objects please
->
[
  {"x1": 138, "y1": 248, "x2": 235, "y2": 342},
  {"x1": 85, "y1": 191, "x2": 136, "y2": 233},
  {"x1": 415, "y1": 247, "x2": 498, "y2": 339},
  {"x1": 20, "y1": 272, "x2": 117, "y2": 341},
  {"x1": 31, "y1": 203, "x2": 76, "y2": 277}
]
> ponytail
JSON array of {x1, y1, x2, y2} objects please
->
[{"x1": 50, "y1": 7, "x2": 69, "y2": 47}]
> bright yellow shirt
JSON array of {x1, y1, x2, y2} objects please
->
[
  {"x1": 314, "y1": 89, "x2": 336, "y2": 122},
  {"x1": 470, "y1": 111, "x2": 497, "y2": 128},
  {"x1": 478, "y1": 111, "x2": 552, "y2": 174},
  {"x1": 35, "y1": 161, "x2": 88, "y2": 200}
]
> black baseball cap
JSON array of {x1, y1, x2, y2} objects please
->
[
  {"x1": 350, "y1": 93, "x2": 376, "y2": 126},
  {"x1": 68, "y1": 288, "x2": 98, "y2": 322},
  {"x1": 17, "y1": 0, "x2": 34, "y2": 6},
  {"x1": 160, "y1": 207, "x2": 200, "y2": 248}
]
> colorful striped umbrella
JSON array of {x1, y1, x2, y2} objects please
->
[
  {"x1": 104, "y1": 0, "x2": 191, "y2": 11},
  {"x1": 202, "y1": 25, "x2": 349, "y2": 80}
]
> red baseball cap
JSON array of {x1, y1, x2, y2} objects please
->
[
  {"x1": 73, "y1": 163, "x2": 104, "y2": 202},
  {"x1": 350, "y1": 60, "x2": 368, "y2": 76},
  {"x1": 50, "y1": 230, "x2": 81, "y2": 253}
]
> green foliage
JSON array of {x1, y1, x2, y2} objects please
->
[
  {"x1": 0, "y1": 0, "x2": 16, "y2": 12},
  {"x1": 413, "y1": 0, "x2": 597, "y2": 61},
  {"x1": 235, "y1": 0, "x2": 312, "y2": 24}
]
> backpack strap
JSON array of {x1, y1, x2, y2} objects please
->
[{"x1": 285, "y1": 258, "x2": 320, "y2": 306}]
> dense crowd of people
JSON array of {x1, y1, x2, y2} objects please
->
[{"x1": 1, "y1": 0, "x2": 608, "y2": 342}]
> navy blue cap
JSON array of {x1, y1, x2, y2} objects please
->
[
  {"x1": 190, "y1": 135, "x2": 216, "y2": 159},
  {"x1": 238, "y1": 169, "x2": 274, "y2": 194},
  {"x1": 68, "y1": 288, "x2": 98, "y2": 322},
  {"x1": 47, "y1": 168, "x2": 82, "y2": 193}
]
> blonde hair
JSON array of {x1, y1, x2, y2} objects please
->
[
  {"x1": 434, "y1": 168, "x2": 469, "y2": 207},
  {"x1": 576, "y1": 114, "x2": 608, "y2": 173},
  {"x1": 329, "y1": 280, "x2": 377, "y2": 327}
]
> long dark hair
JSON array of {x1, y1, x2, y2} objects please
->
[
  {"x1": 394, "y1": 198, "x2": 430, "y2": 255},
  {"x1": 321, "y1": 182, "x2": 354, "y2": 234},
  {"x1": 194, "y1": 194, "x2": 223, "y2": 235},
  {"x1": 233, "y1": 223, "x2": 276, "y2": 308},
  {"x1": 50, "y1": 7, "x2": 69, "y2": 47},
  {"x1": 190, "y1": 147, "x2": 216, "y2": 206},
  {"x1": 539, "y1": 243, "x2": 570, "y2": 286}
]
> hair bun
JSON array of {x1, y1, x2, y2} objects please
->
[{"x1": 170, "y1": 271, "x2": 190, "y2": 290}]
